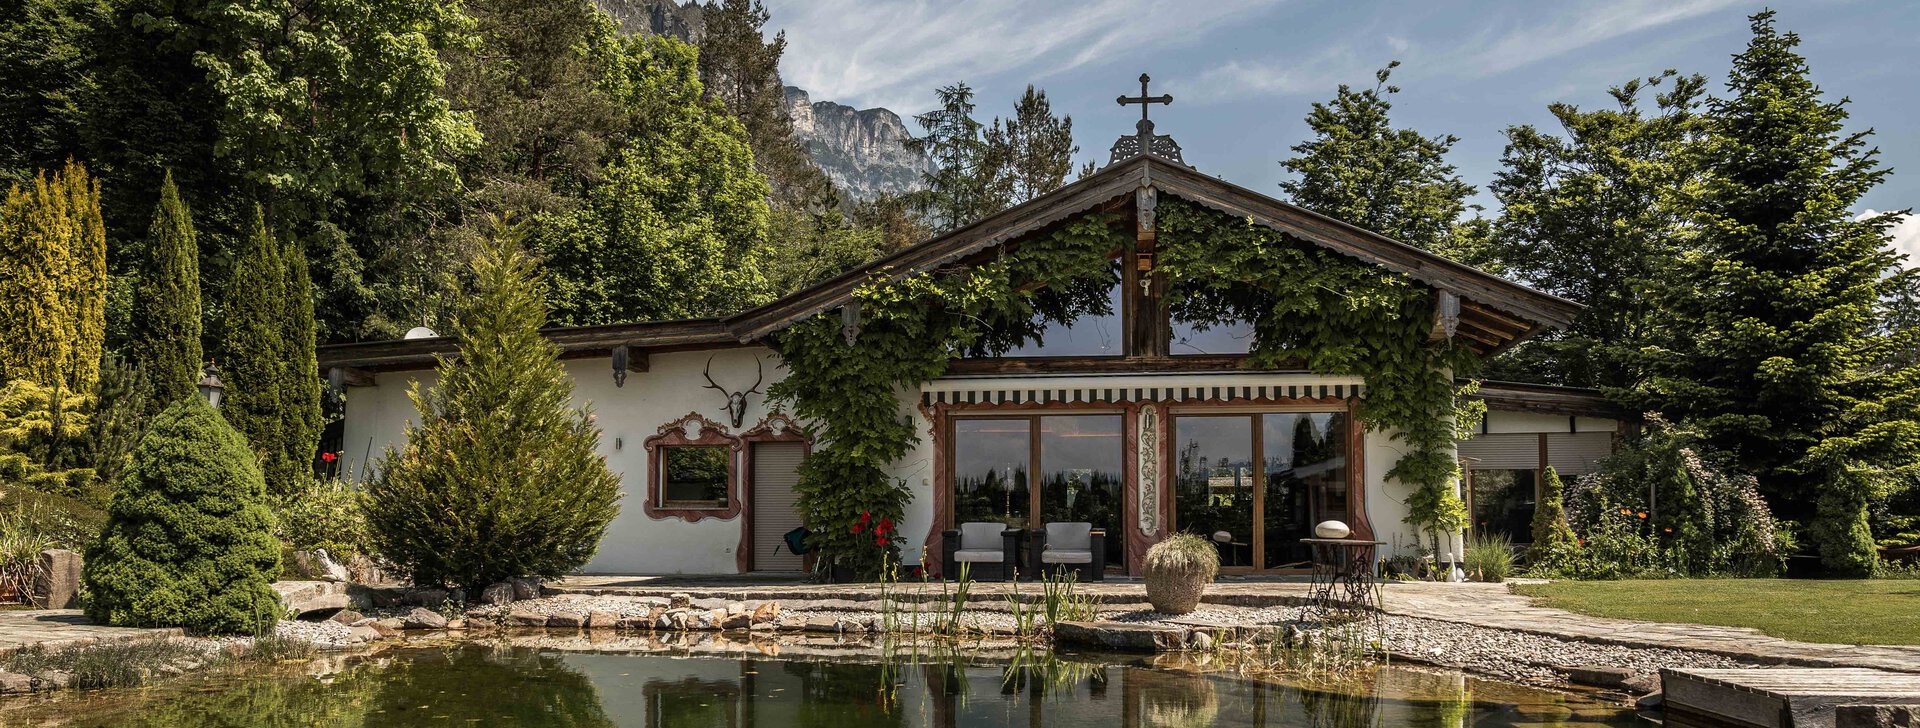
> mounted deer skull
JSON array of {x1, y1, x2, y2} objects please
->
[{"x1": 703, "y1": 355, "x2": 764, "y2": 428}]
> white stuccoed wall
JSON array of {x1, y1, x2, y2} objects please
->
[{"x1": 341, "y1": 351, "x2": 1448, "y2": 574}]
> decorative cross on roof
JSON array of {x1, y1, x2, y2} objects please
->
[{"x1": 1108, "y1": 73, "x2": 1186, "y2": 165}]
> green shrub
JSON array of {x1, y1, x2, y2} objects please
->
[
  {"x1": 83, "y1": 398, "x2": 281, "y2": 634},
  {"x1": 274, "y1": 477, "x2": 369, "y2": 561},
  {"x1": 1463, "y1": 530, "x2": 1515, "y2": 582},
  {"x1": 365, "y1": 223, "x2": 620, "y2": 593},
  {"x1": 1528, "y1": 466, "x2": 1580, "y2": 569}
]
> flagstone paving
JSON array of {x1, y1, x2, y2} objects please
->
[
  {"x1": 0, "y1": 609, "x2": 182, "y2": 656},
  {"x1": 550, "y1": 575, "x2": 1920, "y2": 674}
]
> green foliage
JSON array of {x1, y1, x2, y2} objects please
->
[
  {"x1": 1484, "y1": 71, "x2": 1706, "y2": 389},
  {"x1": 697, "y1": 0, "x2": 836, "y2": 211},
  {"x1": 217, "y1": 207, "x2": 319, "y2": 495},
  {"x1": 769, "y1": 214, "x2": 1125, "y2": 578},
  {"x1": 1144, "y1": 532, "x2": 1220, "y2": 580},
  {"x1": 274, "y1": 477, "x2": 370, "y2": 562},
  {"x1": 764, "y1": 208, "x2": 890, "y2": 295},
  {"x1": 908, "y1": 83, "x2": 1078, "y2": 232},
  {"x1": 83, "y1": 398, "x2": 281, "y2": 635},
  {"x1": 1528, "y1": 466, "x2": 1580, "y2": 567},
  {"x1": 1154, "y1": 198, "x2": 1479, "y2": 546},
  {"x1": 81, "y1": 353, "x2": 149, "y2": 490},
  {"x1": 1555, "y1": 418, "x2": 1783, "y2": 579},
  {"x1": 0, "y1": 487, "x2": 103, "y2": 551},
  {"x1": 537, "y1": 34, "x2": 773, "y2": 325},
  {"x1": 1280, "y1": 62, "x2": 1475, "y2": 253},
  {"x1": 127, "y1": 172, "x2": 202, "y2": 409},
  {"x1": 1462, "y1": 530, "x2": 1515, "y2": 582},
  {"x1": 365, "y1": 221, "x2": 621, "y2": 592},
  {"x1": 0, "y1": 160, "x2": 106, "y2": 391},
  {"x1": 983, "y1": 85, "x2": 1078, "y2": 205},
  {"x1": 0, "y1": 378, "x2": 100, "y2": 503},
  {"x1": 1633, "y1": 12, "x2": 1920, "y2": 576}
]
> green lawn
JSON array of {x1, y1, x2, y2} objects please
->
[{"x1": 1512, "y1": 579, "x2": 1920, "y2": 646}]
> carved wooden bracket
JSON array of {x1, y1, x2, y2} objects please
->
[
  {"x1": 611, "y1": 345, "x2": 649, "y2": 388},
  {"x1": 840, "y1": 300, "x2": 861, "y2": 345},
  {"x1": 1431, "y1": 290, "x2": 1461, "y2": 341}
]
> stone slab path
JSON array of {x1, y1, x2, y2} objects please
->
[
  {"x1": 550, "y1": 576, "x2": 1920, "y2": 674},
  {"x1": 0, "y1": 610, "x2": 181, "y2": 656}
]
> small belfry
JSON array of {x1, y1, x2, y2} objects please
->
[{"x1": 1109, "y1": 73, "x2": 1186, "y2": 165}]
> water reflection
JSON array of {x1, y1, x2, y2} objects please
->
[{"x1": 8, "y1": 642, "x2": 1636, "y2": 728}]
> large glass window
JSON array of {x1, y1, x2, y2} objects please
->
[
  {"x1": 953, "y1": 419, "x2": 1031, "y2": 528},
  {"x1": 1170, "y1": 315, "x2": 1254, "y2": 355},
  {"x1": 1262, "y1": 413, "x2": 1348, "y2": 568},
  {"x1": 1038, "y1": 415, "x2": 1125, "y2": 567},
  {"x1": 1469, "y1": 469, "x2": 1537, "y2": 543},
  {"x1": 1173, "y1": 416, "x2": 1256, "y2": 567},
  {"x1": 661, "y1": 446, "x2": 730, "y2": 508},
  {"x1": 1002, "y1": 268, "x2": 1124, "y2": 357}
]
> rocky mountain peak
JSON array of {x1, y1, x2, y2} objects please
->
[{"x1": 784, "y1": 87, "x2": 929, "y2": 201}]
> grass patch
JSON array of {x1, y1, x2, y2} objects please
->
[
  {"x1": 1513, "y1": 579, "x2": 1920, "y2": 646},
  {"x1": 5, "y1": 639, "x2": 212, "y2": 689}
]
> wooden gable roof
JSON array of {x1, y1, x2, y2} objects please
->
[{"x1": 319, "y1": 154, "x2": 1579, "y2": 371}]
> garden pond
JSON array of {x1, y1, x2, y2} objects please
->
[{"x1": 0, "y1": 639, "x2": 1642, "y2": 727}]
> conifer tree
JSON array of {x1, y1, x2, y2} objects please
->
[
  {"x1": 1638, "y1": 12, "x2": 1920, "y2": 575},
  {"x1": 698, "y1": 0, "x2": 836, "y2": 211},
  {"x1": 366, "y1": 219, "x2": 621, "y2": 593},
  {"x1": 984, "y1": 85, "x2": 1077, "y2": 205},
  {"x1": 0, "y1": 160, "x2": 105, "y2": 391},
  {"x1": 217, "y1": 206, "x2": 293, "y2": 491},
  {"x1": 1530, "y1": 466, "x2": 1579, "y2": 561},
  {"x1": 1281, "y1": 62, "x2": 1474, "y2": 252},
  {"x1": 129, "y1": 171, "x2": 203, "y2": 409},
  {"x1": 84, "y1": 397, "x2": 281, "y2": 634},
  {"x1": 280, "y1": 236, "x2": 321, "y2": 485}
]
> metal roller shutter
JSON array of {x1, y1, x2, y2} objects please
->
[
  {"x1": 1456, "y1": 433, "x2": 1540, "y2": 470},
  {"x1": 751, "y1": 442, "x2": 807, "y2": 572},
  {"x1": 1547, "y1": 432, "x2": 1614, "y2": 476}
]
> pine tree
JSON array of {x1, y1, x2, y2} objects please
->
[
  {"x1": 128, "y1": 171, "x2": 203, "y2": 409},
  {"x1": 366, "y1": 219, "x2": 621, "y2": 593},
  {"x1": 1530, "y1": 466, "x2": 1580, "y2": 562},
  {"x1": 217, "y1": 206, "x2": 293, "y2": 492},
  {"x1": 1485, "y1": 72, "x2": 1707, "y2": 389},
  {"x1": 0, "y1": 160, "x2": 105, "y2": 391},
  {"x1": 907, "y1": 83, "x2": 1002, "y2": 232},
  {"x1": 697, "y1": 0, "x2": 835, "y2": 211},
  {"x1": 1280, "y1": 62, "x2": 1474, "y2": 251},
  {"x1": 83, "y1": 397, "x2": 281, "y2": 634},
  {"x1": 984, "y1": 85, "x2": 1077, "y2": 205},
  {"x1": 1638, "y1": 12, "x2": 1920, "y2": 576}
]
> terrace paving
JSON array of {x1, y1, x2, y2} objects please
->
[
  {"x1": 550, "y1": 575, "x2": 1920, "y2": 674},
  {"x1": 0, "y1": 609, "x2": 182, "y2": 656}
]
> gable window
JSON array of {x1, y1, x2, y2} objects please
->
[
  {"x1": 1170, "y1": 314, "x2": 1255, "y2": 355},
  {"x1": 662, "y1": 446, "x2": 730, "y2": 508},
  {"x1": 1002, "y1": 263, "x2": 1124, "y2": 357}
]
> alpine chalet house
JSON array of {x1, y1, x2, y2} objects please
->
[{"x1": 319, "y1": 89, "x2": 1625, "y2": 577}]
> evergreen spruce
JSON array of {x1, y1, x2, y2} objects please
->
[
  {"x1": 366, "y1": 220, "x2": 621, "y2": 593},
  {"x1": 129, "y1": 171, "x2": 203, "y2": 409},
  {"x1": 1529, "y1": 466, "x2": 1580, "y2": 562},
  {"x1": 83, "y1": 397, "x2": 281, "y2": 634},
  {"x1": 0, "y1": 160, "x2": 106, "y2": 390},
  {"x1": 217, "y1": 206, "x2": 294, "y2": 492},
  {"x1": 280, "y1": 236, "x2": 321, "y2": 486},
  {"x1": 1638, "y1": 12, "x2": 1920, "y2": 576}
]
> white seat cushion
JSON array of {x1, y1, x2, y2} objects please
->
[
  {"x1": 1044, "y1": 522, "x2": 1093, "y2": 551},
  {"x1": 958, "y1": 522, "x2": 1007, "y2": 551},
  {"x1": 952, "y1": 549, "x2": 1005, "y2": 563},
  {"x1": 1041, "y1": 550, "x2": 1092, "y2": 564}
]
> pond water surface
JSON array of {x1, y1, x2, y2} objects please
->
[{"x1": 1, "y1": 641, "x2": 1640, "y2": 727}]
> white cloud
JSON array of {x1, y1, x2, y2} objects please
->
[
  {"x1": 766, "y1": 0, "x2": 1269, "y2": 113},
  {"x1": 1862, "y1": 209, "x2": 1920, "y2": 269},
  {"x1": 1456, "y1": 0, "x2": 1745, "y2": 77}
]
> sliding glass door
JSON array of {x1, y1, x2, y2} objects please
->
[
  {"x1": 1173, "y1": 411, "x2": 1349, "y2": 571},
  {"x1": 951, "y1": 413, "x2": 1125, "y2": 569}
]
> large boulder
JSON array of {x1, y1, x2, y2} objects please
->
[
  {"x1": 400, "y1": 607, "x2": 449, "y2": 630},
  {"x1": 478, "y1": 582, "x2": 515, "y2": 605},
  {"x1": 1052, "y1": 621, "x2": 1191, "y2": 652},
  {"x1": 272, "y1": 581, "x2": 351, "y2": 618},
  {"x1": 32, "y1": 549, "x2": 81, "y2": 609}
]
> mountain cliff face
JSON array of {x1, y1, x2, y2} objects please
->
[
  {"x1": 784, "y1": 87, "x2": 929, "y2": 201},
  {"x1": 593, "y1": 0, "x2": 703, "y2": 41}
]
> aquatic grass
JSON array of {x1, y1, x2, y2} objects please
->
[
  {"x1": 1463, "y1": 530, "x2": 1515, "y2": 582},
  {"x1": 1040, "y1": 570, "x2": 1097, "y2": 626},
  {"x1": 4, "y1": 638, "x2": 211, "y2": 689},
  {"x1": 1005, "y1": 570, "x2": 1038, "y2": 637},
  {"x1": 933, "y1": 562, "x2": 973, "y2": 635}
]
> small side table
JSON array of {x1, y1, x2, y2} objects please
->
[{"x1": 1299, "y1": 538, "x2": 1385, "y2": 618}]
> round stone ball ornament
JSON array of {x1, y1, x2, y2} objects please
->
[{"x1": 1313, "y1": 520, "x2": 1352, "y2": 539}]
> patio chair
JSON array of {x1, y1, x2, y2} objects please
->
[
  {"x1": 941, "y1": 522, "x2": 1020, "y2": 581},
  {"x1": 1029, "y1": 522, "x2": 1106, "y2": 582}
]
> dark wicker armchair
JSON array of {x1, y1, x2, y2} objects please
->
[
  {"x1": 941, "y1": 522, "x2": 1021, "y2": 581},
  {"x1": 1028, "y1": 522, "x2": 1106, "y2": 581}
]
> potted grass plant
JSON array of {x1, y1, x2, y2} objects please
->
[{"x1": 1144, "y1": 532, "x2": 1219, "y2": 615}]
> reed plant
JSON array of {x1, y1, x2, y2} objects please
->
[
  {"x1": 1040, "y1": 570, "x2": 1098, "y2": 625},
  {"x1": 1463, "y1": 530, "x2": 1516, "y2": 582}
]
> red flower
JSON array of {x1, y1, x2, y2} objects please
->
[
  {"x1": 877, "y1": 518, "x2": 893, "y2": 535},
  {"x1": 875, "y1": 536, "x2": 887, "y2": 546},
  {"x1": 859, "y1": 511, "x2": 872, "y2": 524},
  {"x1": 320, "y1": 452, "x2": 337, "y2": 463},
  {"x1": 850, "y1": 522, "x2": 865, "y2": 534}
]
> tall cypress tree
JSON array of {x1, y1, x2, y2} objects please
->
[
  {"x1": 129, "y1": 171, "x2": 202, "y2": 408},
  {"x1": 0, "y1": 160, "x2": 105, "y2": 391},
  {"x1": 1638, "y1": 12, "x2": 1920, "y2": 575},
  {"x1": 280, "y1": 236, "x2": 321, "y2": 485},
  {"x1": 218, "y1": 206, "x2": 293, "y2": 492}
]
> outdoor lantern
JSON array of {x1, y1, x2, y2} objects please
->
[{"x1": 197, "y1": 363, "x2": 226, "y2": 409}]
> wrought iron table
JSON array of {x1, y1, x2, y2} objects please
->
[{"x1": 1299, "y1": 538, "x2": 1386, "y2": 619}]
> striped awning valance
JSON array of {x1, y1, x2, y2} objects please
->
[{"x1": 920, "y1": 373, "x2": 1365, "y2": 408}]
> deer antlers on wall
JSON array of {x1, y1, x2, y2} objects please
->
[{"x1": 703, "y1": 355, "x2": 764, "y2": 428}]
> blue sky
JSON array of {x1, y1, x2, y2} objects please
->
[{"x1": 767, "y1": 0, "x2": 1920, "y2": 263}]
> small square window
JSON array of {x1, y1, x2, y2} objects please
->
[{"x1": 662, "y1": 446, "x2": 730, "y2": 508}]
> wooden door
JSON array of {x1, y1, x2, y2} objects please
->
[{"x1": 749, "y1": 441, "x2": 807, "y2": 572}]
